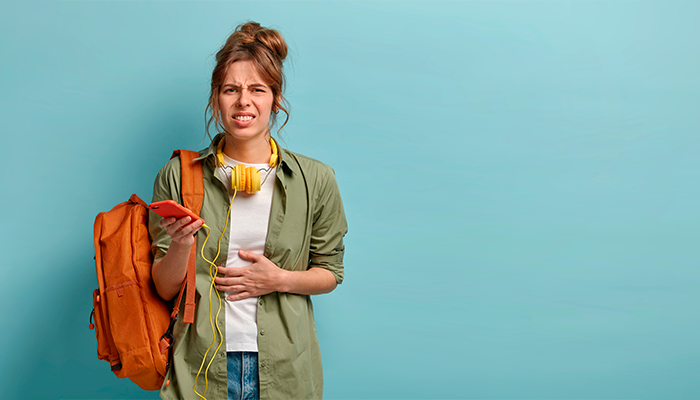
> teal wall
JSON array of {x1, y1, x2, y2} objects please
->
[{"x1": 1, "y1": 1, "x2": 699, "y2": 399}]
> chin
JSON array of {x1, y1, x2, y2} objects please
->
[{"x1": 225, "y1": 128, "x2": 269, "y2": 140}]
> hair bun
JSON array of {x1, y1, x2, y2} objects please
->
[{"x1": 236, "y1": 22, "x2": 288, "y2": 63}]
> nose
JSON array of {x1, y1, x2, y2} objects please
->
[{"x1": 237, "y1": 90, "x2": 251, "y2": 107}]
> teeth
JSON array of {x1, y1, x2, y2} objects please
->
[{"x1": 235, "y1": 115, "x2": 254, "y2": 121}]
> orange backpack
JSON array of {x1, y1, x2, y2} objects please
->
[{"x1": 89, "y1": 150, "x2": 203, "y2": 390}]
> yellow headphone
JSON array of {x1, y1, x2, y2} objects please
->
[{"x1": 216, "y1": 137, "x2": 279, "y2": 194}]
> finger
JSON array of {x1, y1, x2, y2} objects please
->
[
  {"x1": 168, "y1": 218, "x2": 202, "y2": 237},
  {"x1": 214, "y1": 275, "x2": 240, "y2": 286},
  {"x1": 213, "y1": 279, "x2": 246, "y2": 294},
  {"x1": 218, "y1": 266, "x2": 245, "y2": 277},
  {"x1": 238, "y1": 250, "x2": 260, "y2": 262},
  {"x1": 227, "y1": 291, "x2": 253, "y2": 301},
  {"x1": 169, "y1": 220, "x2": 203, "y2": 243},
  {"x1": 217, "y1": 284, "x2": 245, "y2": 293},
  {"x1": 181, "y1": 219, "x2": 203, "y2": 236},
  {"x1": 159, "y1": 217, "x2": 177, "y2": 227},
  {"x1": 171, "y1": 216, "x2": 193, "y2": 230}
]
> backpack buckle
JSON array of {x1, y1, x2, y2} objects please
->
[{"x1": 160, "y1": 316, "x2": 177, "y2": 349}]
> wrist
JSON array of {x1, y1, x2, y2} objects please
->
[
  {"x1": 277, "y1": 268, "x2": 292, "y2": 293},
  {"x1": 168, "y1": 239, "x2": 193, "y2": 253}
]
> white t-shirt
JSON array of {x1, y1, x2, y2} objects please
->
[{"x1": 216, "y1": 153, "x2": 276, "y2": 352}]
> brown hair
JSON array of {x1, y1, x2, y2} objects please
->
[{"x1": 206, "y1": 22, "x2": 289, "y2": 139}]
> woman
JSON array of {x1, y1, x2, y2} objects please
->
[{"x1": 149, "y1": 22, "x2": 347, "y2": 400}]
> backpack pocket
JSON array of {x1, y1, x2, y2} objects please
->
[{"x1": 91, "y1": 288, "x2": 121, "y2": 371}]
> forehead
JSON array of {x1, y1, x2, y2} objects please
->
[{"x1": 223, "y1": 60, "x2": 269, "y2": 86}]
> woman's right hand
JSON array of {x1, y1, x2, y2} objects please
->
[
  {"x1": 153, "y1": 216, "x2": 203, "y2": 300},
  {"x1": 160, "y1": 216, "x2": 203, "y2": 248}
]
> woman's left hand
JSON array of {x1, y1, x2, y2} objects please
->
[{"x1": 215, "y1": 250, "x2": 288, "y2": 301}]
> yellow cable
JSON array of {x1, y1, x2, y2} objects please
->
[{"x1": 192, "y1": 190, "x2": 236, "y2": 400}]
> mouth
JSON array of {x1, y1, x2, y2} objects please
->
[{"x1": 233, "y1": 113, "x2": 255, "y2": 122}]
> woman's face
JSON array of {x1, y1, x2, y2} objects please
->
[{"x1": 218, "y1": 60, "x2": 275, "y2": 142}]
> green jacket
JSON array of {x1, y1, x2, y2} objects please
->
[{"x1": 149, "y1": 134, "x2": 347, "y2": 400}]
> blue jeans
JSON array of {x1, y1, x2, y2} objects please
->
[{"x1": 227, "y1": 352, "x2": 260, "y2": 400}]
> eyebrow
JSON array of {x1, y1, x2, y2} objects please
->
[{"x1": 221, "y1": 82, "x2": 268, "y2": 88}]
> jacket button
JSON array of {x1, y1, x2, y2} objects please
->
[{"x1": 260, "y1": 330, "x2": 265, "y2": 336}]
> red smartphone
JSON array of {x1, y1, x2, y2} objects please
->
[{"x1": 148, "y1": 200, "x2": 204, "y2": 225}]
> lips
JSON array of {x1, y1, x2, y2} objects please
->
[{"x1": 232, "y1": 112, "x2": 255, "y2": 126}]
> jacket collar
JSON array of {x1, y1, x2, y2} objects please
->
[{"x1": 195, "y1": 133, "x2": 295, "y2": 175}]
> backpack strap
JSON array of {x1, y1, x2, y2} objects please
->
[{"x1": 170, "y1": 149, "x2": 204, "y2": 325}]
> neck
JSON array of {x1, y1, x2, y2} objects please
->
[{"x1": 222, "y1": 134, "x2": 272, "y2": 164}]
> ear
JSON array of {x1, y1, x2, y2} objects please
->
[
  {"x1": 212, "y1": 95, "x2": 221, "y2": 115},
  {"x1": 211, "y1": 95, "x2": 225, "y2": 128},
  {"x1": 273, "y1": 93, "x2": 282, "y2": 112}
]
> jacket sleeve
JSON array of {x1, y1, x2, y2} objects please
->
[
  {"x1": 148, "y1": 157, "x2": 183, "y2": 264},
  {"x1": 308, "y1": 165, "x2": 348, "y2": 284}
]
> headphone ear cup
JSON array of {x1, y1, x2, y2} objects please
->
[
  {"x1": 231, "y1": 164, "x2": 244, "y2": 192},
  {"x1": 230, "y1": 164, "x2": 262, "y2": 194},
  {"x1": 251, "y1": 167, "x2": 261, "y2": 193},
  {"x1": 230, "y1": 165, "x2": 237, "y2": 190},
  {"x1": 238, "y1": 165, "x2": 246, "y2": 192},
  {"x1": 230, "y1": 165, "x2": 237, "y2": 191},
  {"x1": 245, "y1": 167, "x2": 253, "y2": 194},
  {"x1": 244, "y1": 167, "x2": 261, "y2": 194}
]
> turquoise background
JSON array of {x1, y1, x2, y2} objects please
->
[{"x1": 1, "y1": 1, "x2": 699, "y2": 399}]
